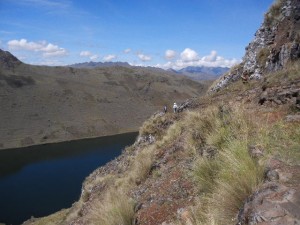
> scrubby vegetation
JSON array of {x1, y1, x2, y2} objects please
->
[
  {"x1": 265, "y1": 60, "x2": 300, "y2": 85},
  {"x1": 265, "y1": 0, "x2": 284, "y2": 25},
  {"x1": 88, "y1": 190, "x2": 135, "y2": 225},
  {"x1": 24, "y1": 59, "x2": 300, "y2": 225},
  {"x1": 92, "y1": 80, "x2": 298, "y2": 225},
  {"x1": 256, "y1": 47, "x2": 270, "y2": 68},
  {"x1": 139, "y1": 105, "x2": 263, "y2": 224}
]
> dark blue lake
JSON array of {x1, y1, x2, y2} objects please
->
[{"x1": 0, "y1": 132, "x2": 137, "y2": 225}]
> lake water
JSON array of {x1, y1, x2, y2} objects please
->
[{"x1": 0, "y1": 132, "x2": 137, "y2": 225}]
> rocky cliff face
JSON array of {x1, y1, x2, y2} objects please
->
[{"x1": 211, "y1": 0, "x2": 300, "y2": 92}]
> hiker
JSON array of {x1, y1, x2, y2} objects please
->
[
  {"x1": 241, "y1": 70, "x2": 249, "y2": 84},
  {"x1": 173, "y1": 102, "x2": 178, "y2": 113},
  {"x1": 163, "y1": 105, "x2": 167, "y2": 113},
  {"x1": 149, "y1": 134, "x2": 154, "y2": 143}
]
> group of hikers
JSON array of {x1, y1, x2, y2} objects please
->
[{"x1": 163, "y1": 102, "x2": 178, "y2": 114}]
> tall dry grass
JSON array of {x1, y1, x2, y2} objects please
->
[
  {"x1": 88, "y1": 189, "x2": 135, "y2": 225},
  {"x1": 189, "y1": 105, "x2": 265, "y2": 224}
]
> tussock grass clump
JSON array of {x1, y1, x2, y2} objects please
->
[
  {"x1": 82, "y1": 142, "x2": 157, "y2": 225},
  {"x1": 193, "y1": 157, "x2": 220, "y2": 193},
  {"x1": 257, "y1": 47, "x2": 270, "y2": 68},
  {"x1": 204, "y1": 106, "x2": 252, "y2": 149},
  {"x1": 129, "y1": 146, "x2": 156, "y2": 183},
  {"x1": 139, "y1": 112, "x2": 177, "y2": 138},
  {"x1": 257, "y1": 121, "x2": 300, "y2": 165},
  {"x1": 207, "y1": 140, "x2": 264, "y2": 224},
  {"x1": 155, "y1": 119, "x2": 185, "y2": 149},
  {"x1": 189, "y1": 105, "x2": 265, "y2": 224},
  {"x1": 185, "y1": 109, "x2": 217, "y2": 152},
  {"x1": 189, "y1": 101, "x2": 300, "y2": 225},
  {"x1": 88, "y1": 189, "x2": 135, "y2": 225},
  {"x1": 266, "y1": 60, "x2": 300, "y2": 85}
]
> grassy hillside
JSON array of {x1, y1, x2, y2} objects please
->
[
  {"x1": 18, "y1": 0, "x2": 300, "y2": 223},
  {"x1": 0, "y1": 50, "x2": 209, "y2": 149},
  {"x1": 23, "y1": 60, "x2": 300, "y2": 225}
]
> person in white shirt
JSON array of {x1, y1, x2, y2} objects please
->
[{"x1": 173, "y1": 102, "x2": 178, "y2": 113}]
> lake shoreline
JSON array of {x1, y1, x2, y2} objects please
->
[
  {"x1": 0, "y1": 129, "x2": 139, "y2": 151},
  {"x1": 0, "y1": 132, "x2": 139, "y2": 225}
]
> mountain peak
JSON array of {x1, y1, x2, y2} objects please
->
[{"x1": 176, "y1": 66, "x2": 230, "y2": 80}]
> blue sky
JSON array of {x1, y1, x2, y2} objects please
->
[{"x1": 0, "y1": 0, "x2": 274, "y2": 69}]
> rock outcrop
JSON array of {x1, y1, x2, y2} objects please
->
[
  {"x1": 211, "y1": 0, "x2": 300, "y2": 92},
  {"x1": 237, "y1": 159, "x2": 300, "y2": 225}
]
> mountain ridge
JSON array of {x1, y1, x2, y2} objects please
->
[
  {"x1": 0, "y1": 49, "x2": 208, "y2": 150},
  {"x1": 70, "y1": 60, "x2": 229, "y2": 81},
  {"x1": 176, "y1": 66, "x2": 230, "y2": 80},
  {"x1": 69, "y1": 61, "x2": 131, "y2": 68}
]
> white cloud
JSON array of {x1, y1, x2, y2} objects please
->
[
  {"x1": 202, "y1": 50, "x2": 218, "y2": 62},
  {"x1": 165, "y1": 49, "x2": 177, "y2": 60},
  {"x1": 180, "y1": 48, "x2": 199, "y2": 62},
  {"x1": 103, "y1": 54, "x2": 117, "y2": 61},
  {"x1": 90, "y1": 55, "x2": 99, "y2": 61},
  {"x1": 80, "y1": 51, "x2": 92, "y2": 57},
  {"x1": 137, "y1": 53, "x2": 151, "y2": 62},
  {"x1": 43, "y1": 49, "x2": 67, "y2": 57},
  {"x1": 7, "y1": 39, "x2": 67, "y2": 57},
  {"x1": 157, "y1": 49, "x2": 240, "y2": 70},
  {"x1": 80, "y1": 50, "x2": 98, "y2": 61},
  {"x1": 8, "y1": 39, "x2": 44, "y2": 51},
  {"x1": 124, "y1": 48, "x2": 131, "y2": 54},
  {"x1": 36, "y1": 59, "x2": 65, "y2": 66}
]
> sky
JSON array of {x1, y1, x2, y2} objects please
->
[{"x1": 0, "y1": 0, "x2": 274, "y2": 69}]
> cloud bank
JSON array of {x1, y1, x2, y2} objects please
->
[
  {"x1": 158, "y1": 48, "x2": 240, "y2": 69},
  {"x1": 103, "y1": 54, "x2": 117, "y2": 61},
  {"x1": 137, "y1": 53, "x2": 151, "y2": 62},
  {"x1": 79, "y1": 50, "x2": 99, "y2": 60},
  {"x1": 8, "y1": 39, "x2": 67, "y2": 57},
  {"x1": 165, "y1": 49, "x2": 177, "y2": 60}
]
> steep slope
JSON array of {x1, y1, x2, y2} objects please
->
[
  {"x1": 20, "y1": 1, "x2": 300, "y2": 225},
  {"x1": 23, "y1": 62, "x2": 300, "y2": 225},
  {"x1": 0, "y1": 50, "x2": 208, "y2": 149}
]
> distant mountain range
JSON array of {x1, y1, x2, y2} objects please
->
[
  {"x1": 70, "y1": 61, "x2": 131, "y2": 68},
  {"x1": 70, "y1": 62, "x2": 229, "y2": 80},
  {"x1": 170, "y1": 66, "x2": 230, "y2": 80}
]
